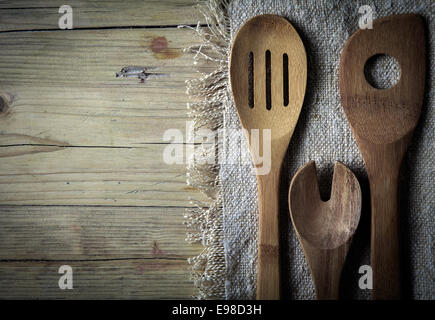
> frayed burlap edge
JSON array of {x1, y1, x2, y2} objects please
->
[{"x1": 181, "y1": 0, "x2": 231, "y2": 299}]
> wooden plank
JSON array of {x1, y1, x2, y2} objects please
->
[
  {"x1": 0, "y1": 206, "x2": 202, "y2": 299},
  {"x1": 0, "y1": 28, "x2": 210, "y2": 146},
  {"x1": 0, "y1": 4, "x2": 210, "y2": 299},
  {"x1": 0, "y1": 145, "x2": 206, "y2": 206},
  {"x1": 0, "y1": 28, "x2": 211, "y2": 206},
  {"x1": 0, "y1": 0, "x2": 202, "y2": 32},
  {"x1": 0, "y1": 206, "x2": 202, "y2": 260},
  {"x1": 0, "y1": 259, "x2": 195, "y2": 299}
]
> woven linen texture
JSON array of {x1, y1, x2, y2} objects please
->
[{"x1": 220, "y1": 0, "x2": 434, "y2": 299}]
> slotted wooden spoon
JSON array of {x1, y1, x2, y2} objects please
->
[
  {"x1": 339, "y1": 14, "x2": 426, "y2": 299},
  {"x1": 230, "y1": 14, "x2": 307, "y2": 299},
  {"x1": 289, "y1": 161, "x2": 361, "y2": 299}
]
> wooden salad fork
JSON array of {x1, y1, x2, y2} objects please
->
[
  {"x1": 339, "y1": 14, "x2": 426, "y2": 299},
  {"x1": 289, "y1": 161, "x2": 361, "y2": 299},
  {"x1": 230, "y1": 14, "x2": 307, "y2": 299}
]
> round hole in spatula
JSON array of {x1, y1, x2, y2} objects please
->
[{"x1": 364, "y1": 54, "x2": 401, "y2": 89}]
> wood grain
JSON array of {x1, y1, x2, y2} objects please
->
[
  {"x1": 0, "y1": 206, "x2": 202, "y2": 260},
  {"x1": 0, "y1": 206, "x2": 202, "y2": 299},
  {"x1": 0, "y1": 144, "x2": 207, "y2": 206},
  {"x1": 0, "y1": 1, "x2": 207, "y2": 299},
  {"x1": 0, "y1": 27, "x2": 210, "y2": 206},
  {"x1": 0, "y1": 206, "x2": 201, "y2": 299},
  {"x1": 339, "y1": 14, "x2": 426, "y2": 299},
  {"x1": 0, "y1": 0, "x2": 202, "y2": 32},
  {"x1": 0, "y1": 28, "x2": 211, "y2": 146},
  {"x1": 289, "y1": 161, "x2": 361, "y2": 299},
  {"x1": 230, "y1": 14, "x2": 307, "y2": 299},
  {"x1": 0, "y1": 259, "x2": 194, "y2": 299}
]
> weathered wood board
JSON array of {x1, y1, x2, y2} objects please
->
[
  {"x1": 0, "y1": 0, "x2": 203, "y2": 31},
  {"x1": 0, "y1": 206, "x2": 202, "y2": 260},
  {"x1": 0, "y1": 206, "x2": 202, "y2": 299},
  {"x1": 0, "y1": 28, "x2": 210, "y2": 146},
  {"x1": 0, "y1": 1, "x2": 209, "y2": 299},
  {"x1": 0, "y1": 259, "x2": 195, "y2": 299}
]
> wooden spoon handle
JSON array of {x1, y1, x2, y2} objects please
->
[
  {"x1": 256, "y1": 167, "x2": 281, "y2": 300},
  {"x1": 302, "y1": 242, "x2": 349, "y2": 300},
  {"x1": 370, "y1": 172, "x2": 401, "y2": 299},
  {"x1": 361, "y1": 139, "x2": 410, "y2": 299}
]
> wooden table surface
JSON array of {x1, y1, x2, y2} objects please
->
[{"x1": 0, "y1": 0, "x2": 210, "y2": 299}]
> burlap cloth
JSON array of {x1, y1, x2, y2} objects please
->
[{"x1": 186, "y1": 0, "x2": 433, "y2": 300}]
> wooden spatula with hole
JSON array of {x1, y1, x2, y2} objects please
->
[
  {"x1": 230, "y1": 14, "x2": 307, "y2": 299},
  {"x1": 339, "y1": 14, "x2": 426, "y2": 299},
  {"x1": 289, "y1": 161, "x2": 362, "y2": 299}
]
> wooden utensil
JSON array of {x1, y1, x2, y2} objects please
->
[
  {"x1": 289, "y1": 161, "x2": 362, "y2": 299},
  {"x1": 230, "y1": 14, "x2": 307, "y2": 299},
  {"x1": 339, "y1": 14, "x2": 426, "y2": 299}
]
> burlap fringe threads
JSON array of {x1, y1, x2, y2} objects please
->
[{"x1": 181, "y1": 0, "x2": 230, "y2": 299}]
